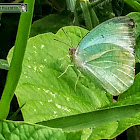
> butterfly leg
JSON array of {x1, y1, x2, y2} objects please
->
[
  {"x1": 58, "y1": 64, "x2": 74, "y2": 78},
  {"x1": 74, "y1": 69, "x2": 81, "y2": 91}
]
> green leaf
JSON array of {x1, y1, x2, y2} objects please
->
[
  {"x1": 0, "y1": 120, "x2": 65, "y2": 140},
  {"x1": 0, "y1": 59, "x2": 9, "y2": 70},
  {"x1": 127, "y1": 12, "x2": 140, "y2": 38},
  {"x1": 30, "y1": 13, "x2": 73, "y2": 37}
]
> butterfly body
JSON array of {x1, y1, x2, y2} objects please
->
[{"x1": 69, "y1": 17, "x2": 135, "y2": 96}]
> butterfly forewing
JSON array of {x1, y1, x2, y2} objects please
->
[
  {"x1": 74, "y1": 17, "x2": 135, "y2": 95},
  {"x1": 76, "y1": 17, "x2": 135, "y2": 54}
]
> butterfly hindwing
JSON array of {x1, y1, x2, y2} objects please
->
[{"x1": 77, "y1": 43, "x2": 135, "y2": 95}]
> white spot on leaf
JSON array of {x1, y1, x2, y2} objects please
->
[
  {"x1": 50, "y1": 92, "x2": 56, "y2": 98},
  {"x1": 33, "y1": 45, "x2": 36, "y2": 49},
  {"x1": 34, "y1": 66, "x2": 37, "y2": 72},
  {"x1": 39, "y1": 101, "x2": 43, "y2": 105},
  {"x1": 44, "y1": 59, "x2": 47, "y2": 62},
  {"x1": 43, "y1": 89, "x2": 49, "y2": 93},
  {"x1": 56, "y1": 104, "x2": 61, "y2": 109},
  {"x1": 48, "y1": 99, "x2": 52, "y2": 102},
  {"x1": 41, "y1": 45, "x2": 45, "y2": 49}
]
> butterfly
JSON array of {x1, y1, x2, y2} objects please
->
[{"x1": 68, "y1": 16, "x2": 135, "y2": 96}]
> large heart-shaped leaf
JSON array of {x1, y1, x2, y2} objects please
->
[{"x1": 8, "y1": 26, "x2": 112, "y2": 123}]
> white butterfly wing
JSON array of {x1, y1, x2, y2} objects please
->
[
  {"x1": 76, "y1": 16, "x2": 135, "y2": 54},
  {"x1": 74, "y1": 17, "x2": 135, "y2": 95}
]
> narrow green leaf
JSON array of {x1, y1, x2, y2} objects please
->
[
  {"x1": 87, "y1": 2, "x2": 99, "y2": 27},
  {"x1": 123, "y1": 0, "x2": 140, "y2": 12},
  {"x1": 38, "y1": 104, "x2": 140, "y2": 131},
  {"x1": 66, "y1": 0, "x2": 77, "y2": 12},
  {"x1": 0, "y1": 0, "x2": 35, "y2": 119},
  {"x1": 80, "y1": 0, "x2": 99, "y2": 30},
  {"x1": 80, "y1": 0, "x2": 93, "y2": 30}
]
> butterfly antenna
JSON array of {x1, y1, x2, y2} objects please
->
[
  {"x1": 54, "y1": 39, "x2": 71, "y2": 47},
  {"x1": 62, "y1": 28, "x2": 73, "y2": 47}
]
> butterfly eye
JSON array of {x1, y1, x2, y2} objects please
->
[
  {"x1": 69, "y1": 48, "x2": 72, "y2": 55},
  {"x1": 69, "y1": 48, "x2": 76, "y2": 55}
]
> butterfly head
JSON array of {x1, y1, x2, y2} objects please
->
[{"x1": 69, "y1": 47, "x2": 76, "y2": 61}]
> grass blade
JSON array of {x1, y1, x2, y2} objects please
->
[{"x1": 0, "y1": 0, "x2": 35, "y2": 119}]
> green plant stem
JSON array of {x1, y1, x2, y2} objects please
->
[{"x1": 0, "y1": 0, "x2": 35, "y2": 120}]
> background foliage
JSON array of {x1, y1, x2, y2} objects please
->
[{"x1": 0, "y1": 0, "x2": 140, "y2": 139}]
